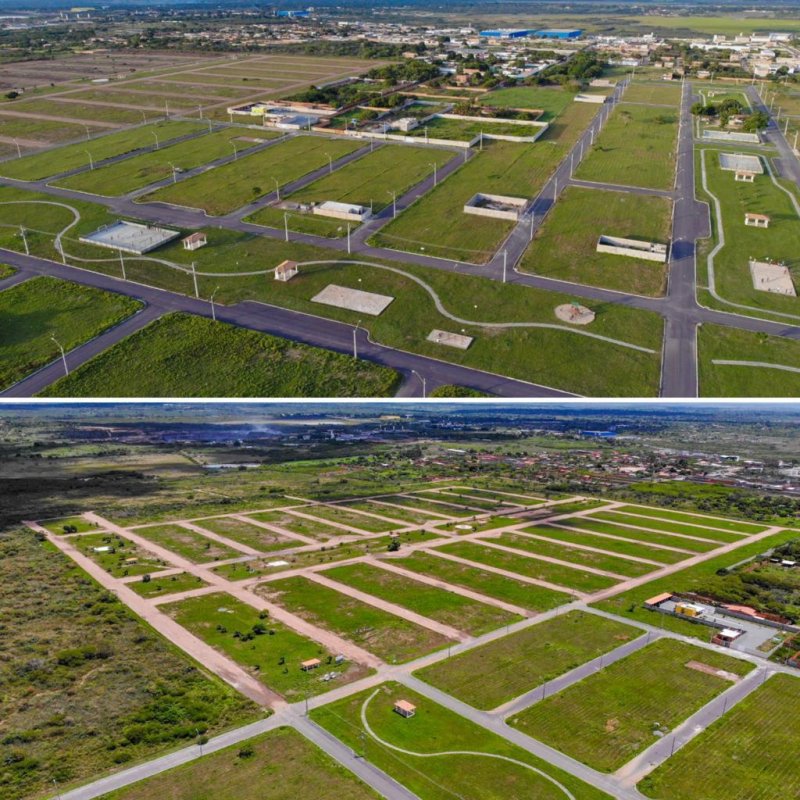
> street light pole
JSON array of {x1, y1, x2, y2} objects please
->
[
  {"x1": 502, "y1": 249, "x2": 507, "y2": 283},
  {"x1": 284, "y1": 213, "x2": 289, "y2": 243},
  {"x1": 83, "y1": 124, "x2": 90, "y2": 141},
  {"x1": 411, "y1": 369, "x2": 427, "y2": 398},
  {"x1": 429, "y1": 161, "x2": 438, "y2": 186},
  {"x1": 168, "y1": 162, "x2": 178, "y2": 184},
  {"x1": 353, "y1": 319, "x2": 361, "y2": 358},
  {"x1": 50, "y1": 335, "x2": 68, "y2": 376},
  {"x1": 119, "y1": 249, "x2": 126, "y2": 280},
  {"x1": 19, "y1": 226, "x2": 29, "y2": 255},
  {"x1": 273, "y1": 177, "x2": 280, "y2": 201},
  {"x1": 152, "y1": 130, "x2": 160, "y2": 150},
  {"x1": 231, "y1": 141, "x2": 238, "y2": 161},
  {"x1": 388, "y1": 190, "x2": 396, "y2": 218},
  {"x1": 210, "y1": 285, "x2": 220, "y2": 322},
  {"x1": 85, "y1": 150, "x2": 94, "y2": 170},
  {"x1": 191, "y1": 261, "x2": 199, "y2": 298},
  {"x1": 347, "y1": 223, "x2": 351, "y2": 254},
  {"x1": 13, "y1": 138, "x2": 21, "y2": 158},
  {"x1": 326, "y1": 153, "x2": 333, "y2": 173}
]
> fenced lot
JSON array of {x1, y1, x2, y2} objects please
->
[{"x1": 508, "y1": 638, "x2": 754, "y2": 772}]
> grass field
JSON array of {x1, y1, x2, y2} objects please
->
[
  {"x1": 589, "y1": 510, "x2": 743, "y2": 543},
  {"x1": 128, "y1": 571, "x2": 208, "y2": 598},
  {"x1": 163, "y1": 592, "x2": 371, "y2": 699},
  {"x1": 406, "y1": 116, "x2": 544, "y2": 141},
  {"x1": 342, "y1": 500, "x2": 439, "y2": 526},
  {"x1": 369, "y1": 140, "x2": 566, "y2": 263},
  {"x1": 41, "y1": 516, "x2": 103, "y2": 535},
  {"x1": 297, "y1": 504, "x2": 400, "y2": 533},
  {"x1": 479, "y1": 86, "x2": 574, "y2": 120},
  {"x1": 248, "y1": 509, "x2": 349, "y2": 541},
  {"x1": 0, "y1": 529, "x2": 258, "y2": 800},
  {"x1": 311, "y1": 682, "x2": 612, "y2": 800},
  {"x1": 257, "y1": 575, "x2": 453, "y2": 663},
  {"x1": 524, "y1": 524, "x2": 688, "y2": 564},
  {"x1": 614, "y1": 505, "x2": 765, "y2": 534},
  {"x1": 0, "y1": 276, "x2": 142, "y2": 391},
  {"x1": 381, "y1": 494, "x2": 475, "y2": 517},
  {"x1": 0, "y1": 121, "x2": 204, "y2": 181},
  {"x1": 623, "y1": 82, "x2": 682, "y2": 106},
  {"x1": 508, "y1": 638, "x2": 754, "y2": 772},
  {"x1": 415, "y1": 610, "x2": 639, "y2": 709},
  {"x1": 434, "y1": 540, "x2": 621, "y2": 593},
  {"x1": 137, "y1": 523, "x2": 241, "y2": 563},
  {"x1": 75, "y1": 532, "x2": 166, "y2": 577},
  {"x1": 563, "y1": 517, "x2": 716, "y2": 552},
  {"x1": 698, "y1": 322, "x2": 800, "y2": 397},
  {"x1": 247, "y1": 143, "x2": 454, "y2": 237},
  {"x1": 6, "y1": 98, "x2": 146, "y2": 125},
  {"x1": 321, "y1": 562, "x2": 521, "y2": 635},
  {"x1": 41, "y1": 313, "x2": 400, "y2": 398},
  {"x1": 97, "y1": 726, "x2": 381, "y2": 800},
  {"x1": 55, "y1": 128, "x2": 277, "y2": 196},
  {"x1": 638, "y1": 673, "x2": 800, "y2": 800},
  {"x1": 143, "y1": 135, "x2": 363, "y2": 216},
  {"x1": 190, "y1": 516, "x2": 295, "y2": 552},
  {"x1": 697, "y1": 149, "x2": 800, "y2": 320},
  {"x1": 519, "y1": 186, "x2": 672, "y2": 296},
  {"x1": 389, "y1": 550, "x2": 572, "y2": 611},
  {"x1": 490, "y1": 532, "x2": 656, "y2": 577},
  {"x1": 575, "y1": 103, "x2": 678, "y2": 190}
]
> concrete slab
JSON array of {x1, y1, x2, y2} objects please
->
[
  {"x1": 311, "y1": 284, "x2": 394, "y2": 316},
  {"x1": 427, "y1": 329, "x2": 474, "y2": 349}
]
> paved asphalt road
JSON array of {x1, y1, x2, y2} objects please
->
[
  {"x1": 0, "y1": 254, "x2": 571, "y2": 398},
  {"x1": 3, "y1": 80, "x2": 800, "y2": 397}
]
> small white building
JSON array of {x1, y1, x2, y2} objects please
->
[
  {"x1": 312, "y1": 201, "x2": 372, "y2": 223},
  {"x1": 182, "y1": 232, "x2": 207, "y2": 251},
  {"x1": 744, "y1": 212, "x2": 770, "y2": 228},
  {"x1": 274, "y1": 260, "x2": 299, "y2": 282},
  {"x1": 735, "y1": 170, "x2": 756, "y2": 183}
]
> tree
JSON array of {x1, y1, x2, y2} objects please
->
[
  {"x1": 387, "y1": 537, "x2": 401, "y2": 552},
  {"x1": 742, "y1": 111, "x2": 769, "y2": 132}
]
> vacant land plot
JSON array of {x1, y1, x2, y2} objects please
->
[
  {"x1": 564, "y1": 517, "x2": 715, "y2": 552},
  {"x1": 144, "y1": 135, "x2": 363, "y2": 215},
  {"x1": 697, "y1": 149, "x2": 800, "y2": 319},
  {"x1": 75, "y1": 532, "x2": 166, "y2": 577},
  {"x1": 322, "y1": 562, "x2": 520, "y2": 635},
  {"x1": 614, "y1": 504, "x2": 765, "y2": 534},
  {"x1": 128, "y1": 571, "x2": 208, "y2": 598},
  {"x1": 369, "y1": 140, "x2": 565, "y2": 262},
  {"x1": 41, "y1": 515, "x2": 103, "y2": 535},
  {"x1": 342, "y1": 500, "x2": 436, "y2": 526},
  {"x1": 7, "y1": 98, "x2": 145, "y2": 125},
  {"x1": 391, "y1": 550, "x2": 571, "y2": 611},
  {"x1": 0, "y1": 114, "x2": 102, "y2": 148},
  {"x1": 190, "y1": 516, "x2": 295, "y2": 552},
  {"x1": 589, "y1": 510, "x2": 742, "y2": 543},
  {"x1": 491, "y1": 532, "x2": 656, "y2": 577},
  {"x1": 521, "y1": 524, "x2": 686, "y2": 564},
  {"x1": 434, "y1": 516, "x2": 520, "y2": 534},
  {"x1": 449, "y1": 487, "x2": 545, "y2": 504},
  {"x1": 257, "y1": 576, "x2": 453, "y2": 663},
  {"x1": 248, "y1": 144, "x2": 454, "y2": 236},
  {"x1": 0, "y1": 528, "x2": 256, "y2": 800},
  {"x1": 164, "y1": 592, "x2": 370, "y2": 699},
  {"x1": 312, "y1": 682, "x2": 610, "y2": 800},
  {"x1": 424, "y1": 489, "x2": 510, "y2": 511},
  {"x1": 247, "y1": 510, "x2": 349, "y2": 541},
  {"x1": 0, "y1": 120, "x2": 204, "y2": 181},
  {"x1": 623, "y1": 82, "x2": 682, "y2": 106},
  {"x1": 479, "y1": 85, "x2": 574, "y2": 120},
  {"x1": 56, "y1": 128, "x2": 277, "y2": 196},
  {"x1": 296, "y1": 504, "x2": 399, "y2": 533},
  {"x1": 416, "y1": 611, "x2": 639, "y2": 709},
  {"x1": 383, "y1": 494, "x2": 475, "y2": 517},
  {"x1": 435, "y1": 541, "x2": 621, "y2": 593},
  {"x1": 97, "y1": 726, "x2": 381, "y2": 800},
  {"x1": 42, "y1": 313, "x2": 399, "y2": 398},
  {"x1": 407, "y1": 116, "x2": 544, "y2": 141},
  {"x1": 509, "y1": 638, "x2": 754, "y2": 772},
  {"x1": 698, "y1": 322, "x2": 800, "y2": 397},
  {"x1": 576, "y1": 103, "x2": 677, "y2": 190},
  {"x1": 519, "y1": 186, "x2": 671, "y2": 296},
  {"x1": 137, "y1": 523, "x2": 241, "y2": 563},
  {"x1": 638, "y1": 673, "x2": 800, "y2": 800},
  {"x1": 0, "y1": 276, "x2": 142, "y2": 391}
]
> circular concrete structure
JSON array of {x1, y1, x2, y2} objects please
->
[{"x1": 555, "y1": 303, "x2": 596, "y2": 325}]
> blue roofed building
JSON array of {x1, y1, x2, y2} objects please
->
[{"x1": 533, "y1": 29, "x2": 582, "y2": 39}]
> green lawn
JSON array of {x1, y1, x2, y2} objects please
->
[
  {"x1": 491, "y1": 532, "x2": 656, "y2": 577},
  {"x1": 321, "y1": 562, "x2": 521, "y2": 635},
  {"x1": 590, "y1": 510, "x2": 743, "y2": 543},
  {"x1": 0, "y1": 114, "x2": 102, "y2": 146},
  {"x1": 525, "y1": 524, "x2": 689, "y2": 564},
  {"x1": 96, "y1": 727, "x2": 381, "y2": 800},
  {"x1": 298, "y1": 503, "x2": 399, "y2": 532},
  {"x1": 163, "y1": 592, "x2": 372, "y2": 699},
  {"x1": 41, "y1": 313, "x2": 400, "y2": 398},
  {"x1": 699, "y1": 323, "x2": 800, "y2": 397},
  {"x1": 75, "y1": 532, "x2": 167, "y2": 577},
  {"x1": 311, "y1": 682, "x2": 612, "y2": 800},
  {"x1": 248, "y1": 509, "x2": 349, "y2": 541},
  {"x1": 257, "y1": 575, "x2": 454, "y2": 663},
  {"x1": 575, "y1": 103, "x2": 678, "y2": 189},
  {"x1": 342, "y1": 500, "x2": 438, "y2": 526},
  {"x1": 406, "y1": 116, "x2": 544, "y2": 141},
  {"x1": 246, "y1": 144, "x2": 455, "y2": 237},
  {"x1": 638, "y1": 673, "x2": 800, "y2": 800},
  {"x1": 623, "y1": 82, "x2": 682, "y2": 106},
  {"x1": 0, "y1": 263, "x2": 15, "y2": 280},
  {"x1": 191, "y1": 516, "x2": 295, "y2": 552},
  {"x1": 508, "y1": 638, "x2": 754, "y2": 772},
  {"x1": 383, "y1": 494, "x2": 475, "y2": 517},
  {"x1": 415, "y1": 611, "x2": 639, "y2": 709},
  {"x1": 55, "y1": 128, "x2": 278, "y2": 196},
  {"x1": 0, "y1": 276, "x2": 143, "y2": 391},
  {"x1": 564, "y1": 517, "x2": 716, "y2": 552},
  {"x1": 519, "y1": 186, "x2": 672, "y2": 296},
  {"x1": 128, "y1": 571, "x2": 208, "y2": 598},
  {"x1": 479, "y1": 86, "x2": 574, "y2": 120},
  {"x1": 434, "y1": 540, "x2": 621, "y2": 593},
  {"x1": 136, "y1": 523, "x2": 241, "y2": 564},
  {"x1": 614, "y1": 505, "x2": 765, "y2": 534},
  {"x1": 6, "y1": 98, "x2": 146, "y2": 125},
  {"x1": 143, "y1": 135, "x2": 363, "y2": 215},
  {"x1": 40, "y1": 516, "x2": 102, "y2": 535},
  {"x1": 697, "y1": 149, "x2": 800, "y2": 320},
  {"x1": 0, "y1": 121, "x2": 205, "y2": 181}
]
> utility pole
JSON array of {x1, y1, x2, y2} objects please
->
[
  {"x1": 502, "y1": 249, "x2": 507, "y2": 283},
  {"x1": 412, "y1": 370, "x2": 427, "y2": 398},
  {"x1": 119, "y1": 249, "x2": 126, "y2": 280},
  {"x1": 85, "y1": 150, "x2": 94, "y2": 170},
  {"x1": 284, "y1": 213, "x2": 289, "y2": 243},
  {"x1": 273, "y1": 177, "x2": 280, "y2": 201},
  {"x1": 231, "y1": 141, "x2": 238, "y2": 161},
  {"x1": 346, "y1": 223, "x2": 351, "y2": 254},
  {"x1": 13, "y1": 138, "x2": 21, "y2": 158},
  {"x1": 210, "y1": 285, "x2": 220, "y2": 322},
  {"x1": 19, "y1": 226, "x2": 28, "y2": 255},
  {"x1": 50, "y1": 335, "x2": 68, "y2": 376},
  {"x1": 169, "y1": 162, "x2": 178, "y2": 184},
  {"x1": 191, "y1": 262, "x2": 199, "y2": 298},
  {"x1": 353, "y1": 319, "x2": 361, "y2": 358}
]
